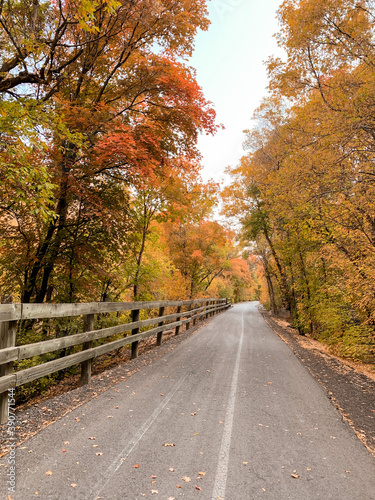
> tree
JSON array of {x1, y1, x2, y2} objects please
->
[
  {"x1": 165, "y1": 219, "x2": 233, "y2": 298},
  {"x1": 127, "y1": 167, "x2": 218, "y2": 299},
  {"x1": 224, "y1": 0, "x2": 375, "y2": 360},
  {"x1": 0, "y1": 0, "x2": 209, "y2": 98},
  {"x1": 0, "y1": 0, "x2": 220, "y2": 304}
]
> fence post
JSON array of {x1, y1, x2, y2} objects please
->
[
  {"x1": 131, "y1": 309, "x2": 140, "y2": 359},
  {"x1": 157, "y1": 306, "x2": 164, "y2": 346},
  {"x1": 175, "y1": 305, "x2": 182, "y2": 335},
  {"x1": 193, "y1": 302, "x2": 197, "y2": 326},
  {"x1": 185, "y1": 304, "x2": 191, "y2": 331},
  {"x1": 0, "y1": 297, "x2": 17, "y2": 424},
  {"x1": 80, "y1": 313, "x2": 94, "y2": 386}
]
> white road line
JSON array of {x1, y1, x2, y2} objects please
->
[
  {"x1": 211, "y1": 305, "x2": 245, "y2": 500},
  {"x1": 92, "y1": 373, "x2": 188, "y2": 499},
  {"x1": 93, "y1": 308, "x2": 230, "y2": 499}
]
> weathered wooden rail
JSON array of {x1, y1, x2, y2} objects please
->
[{"x1": 0, "y1": 298, "x2": 230, "y2": 423}]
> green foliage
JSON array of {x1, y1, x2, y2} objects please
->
[{"x1": 0, "y1": 98, "x2": 56, "y2": 222}]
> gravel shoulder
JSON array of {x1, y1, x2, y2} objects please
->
[{"x1": 260, "y1": 308, "x2": 375, "y2": 457}]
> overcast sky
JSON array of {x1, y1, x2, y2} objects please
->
[{"x1": 190, "y1": 0, "x2": 282, "y2": 184}]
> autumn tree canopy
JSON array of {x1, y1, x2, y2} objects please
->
[
  {"x1": 0, "y1": 0, "x2": 253, "y2": 307},
  {"x1": 224, "y1": 0, "x2": 375, "y2": 363}
]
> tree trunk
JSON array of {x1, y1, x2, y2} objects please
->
[
  {"x1": 263, "y1": 227, "x2": 292, "y2": 311},
  {"x1": 261, "y1": 254, "x2": 278, "y2": 316},
  {"x1": 21, "y1": 142, "x2": 74, "y2": 303}
]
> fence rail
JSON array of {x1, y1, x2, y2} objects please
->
[{"x1": 0, "y1": 298, "x2": 230, "y2": 423}]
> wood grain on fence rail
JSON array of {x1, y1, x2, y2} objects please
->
[{"x1": 2, "y1": 299, "x2": 214, "y2": 321}]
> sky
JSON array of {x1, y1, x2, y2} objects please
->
[{"x1": 190, "y1": 0, "x2": 282, "y2": 184}]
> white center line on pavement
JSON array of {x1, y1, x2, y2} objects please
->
[
  {"x1": 211, "y1": 305, "x2": 245, "y2": 500},
  {"x1": 92, "y1": 373, "x2": 188, "y2": 500}
]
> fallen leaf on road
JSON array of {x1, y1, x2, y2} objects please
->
[
  {"x1": 151, "y1": 475, "x2": 157, "y2": 479},
  {"x1": 45, "y1": 471, "x2": 53, "y2": 476},
  {"x1": 88, "y1": 437, "x2": 96, "y2": 440},
  {"x1": 71, "y1": 484, "x2": 77, "y2": 488},
  {"x1": 198, "y1": 472, "x2": 206, "y2": 476},
  {"x1": 75, "y1": 417, "x2": 80, "y2": 422},
  {"x1": 169, "y1": 468, "x2": 175, "y2": 472},
  {"x1": 191, "y1": 412, "x2": 197, "y2": 416},
  {"x1": 107, "y1": 415, "x2": 113, "y2": 418},
  {"x1": 195, "y1": 486, "x2": 202, "y2": 490},
  {"x1": 64, "y1": 441, "x2": 70, "y2": 445},
  {"x1": 62, "y1": 449, "x2": 67, "y2": 453},
  {"x1": 93, "y1": 444, "x2": 98, "y2": 448},
  {"x1": 150, "y1": 490, "x2": 158, "y2": 494},
  {"x1": 96, "y1": 452, "x2": 103, "y2": 456},
  {"x1": 167, "y1": 497, "x2": 175, "y2": 500},
  {"x1": 182, "y1": 476, "x2": 191, "y2": 482},
  {"x1": 134, "y1": 464, "x2": 140, "y2": 468},
  {"x1": 176, "y1": 485, "x2": 182, "y2": 488},
  {"x1": 243, "y1": 462, "x2": 248, "y2": 465},
  {"x1": 163, "y1": 443, "x2": 175, "y2": 447},
  {"x1": 291, "y1": 474, "x2": 299, "y2": 479}
]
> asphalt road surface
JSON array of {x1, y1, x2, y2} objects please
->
[{"x1": 1, "y1": 302, "x2": 375, "y2": 500}]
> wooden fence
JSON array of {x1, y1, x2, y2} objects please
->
[{"x1": 0, "y1": 298, "x2": 230, "y2": 423}]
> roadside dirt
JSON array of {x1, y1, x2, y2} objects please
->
[{"x1": 260, "y1": 309, "x2": 375, "y2": 457}]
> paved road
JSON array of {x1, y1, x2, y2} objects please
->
[{"x1": 1, "y1": 302, "x2": 375, "y2": 499}]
